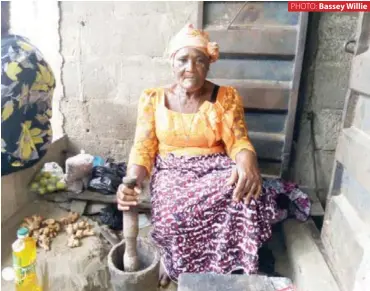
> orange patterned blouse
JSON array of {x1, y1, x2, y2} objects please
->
[{"x1": 128, "y1": 86, "x2": 256, "y2": 175}]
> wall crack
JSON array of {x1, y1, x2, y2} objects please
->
[{"x1": 57, "y1": 1, "x2": 67, "y2": 135}]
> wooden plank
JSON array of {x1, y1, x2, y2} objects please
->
[
  {"x1": 335, "y1": 127, "x2": 370, "y2": 193},
  {"x1": 100, "y1": 225, "x2": 120, "y2": 246},
  {"x1": 249, "y1": 131, "x2": 285, "y2": 161},
  {"x1": 42, "y1": 191, "x2": 152, "y2": 211},
  {"x1": 211, "y1": 79, "x2": 291, "y2": 110},
  {"x1": 209, "y1": 58, "x2": 293, "y2": 81},
  {"x1": 206, "y1": 27, "x2": 297, "y2": 56},
  {"x1": 245, "y1": 112, "x2": 287, "y2": 134}
]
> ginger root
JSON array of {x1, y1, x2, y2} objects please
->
[
  {"x1": 21, "y1": 212, "x2": 94, "y2": 250},
  {"x1": 78, "y1": 221, "x2": 89, "y2": 229},
  {"x1": 59, "y1": 212, "x2": 79, "y2": 225},
  {"x1": 42, "y1": 218, "x2": 56, "y2": 226},
  {"x1": 38, "y1": 234, "x2": 51, "y2": 251},
  {"x1": 51, "y1": 222, "x2": 61, "y2": 233},
  {"x1": 21, "y1": 215, "x2": 43, "y2": 234},
  {"x1": 65, "y1": 224, "x2": 74, "y2": 235},
  {"x1": 67, "y1": 235, "x2": 80, "y2": 248},
  {"x1": 75, "y1": 228, "x2": 95, "y2": 239},
  {"x1": 33, "y1": 228, "x2": 53, "y2": 251},
  {"x1": 66, "y1": 219, "x2": 95, "y2": 248},
  {"x1": 24, "y1": 217, "x2": 62, "y2": 251}
]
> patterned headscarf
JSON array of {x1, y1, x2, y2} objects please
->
[{"x1": 168, "y1": 24, "x2": 220, "y2": 63}]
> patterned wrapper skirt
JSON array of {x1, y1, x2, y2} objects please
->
[{"x1": 150, "y1": 153, "x2": 310, "y2": 282}]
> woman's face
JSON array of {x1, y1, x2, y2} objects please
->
[{"x1": 172, "y1": 47, "x2": 210, "y2": 92}]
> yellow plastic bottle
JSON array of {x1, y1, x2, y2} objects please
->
[{"x1": 12, "y1": 227, "x2": 42, "y2": 291}]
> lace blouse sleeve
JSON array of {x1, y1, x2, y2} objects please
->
[
  {"x1": 128, "y1": 89, "x2": 159, "y2": 175},
  {"x1": 221, "y1": 87, "x2": 256, "y2": 160}
]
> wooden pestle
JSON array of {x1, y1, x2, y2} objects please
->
[{"x1": 122, "y1": 176, "x2": 140, "y2": 272}]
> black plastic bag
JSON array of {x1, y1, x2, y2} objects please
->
[
  {"x1": 99, "y1": 204, "x2": 123, "y2": 230},
  {"x1": 88, "y1": 159, "x2": 127, "y2": 195},
  {"x1": 258, "y1": 244, "x2": 276, "y2": 276}
]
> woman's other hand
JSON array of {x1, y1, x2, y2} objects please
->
[{"x1": 226, "y1": 150, "x2": 262, "y2": 204}]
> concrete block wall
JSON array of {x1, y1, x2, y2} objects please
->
[
  {"x1": 59, "y1": 1, "x2": 199, "y2": 160},
  {"x1": 291, "y1": 13, "x2": 358, "y2": 205}
]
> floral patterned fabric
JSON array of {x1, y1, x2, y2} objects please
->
[
  {"x1": 150, "y1": 153, "x2": 311, "y2": 282},
  {"x1": 1, "y1": 35, "x2": 55, "y2": 176},
  {"x1": 128, "y1": 86, "x2": 256, "y2": 175}
]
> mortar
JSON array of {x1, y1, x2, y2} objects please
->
[{"x1": 107, "y1": 237, "x2": 160, "y2": 291}]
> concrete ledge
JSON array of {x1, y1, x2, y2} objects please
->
[
  {"x1": 321, "y1": 194, "x2": 370, "y2": 291},
  {"x1": 283, "y1": 219, "x2": 340, "y2": 291}
]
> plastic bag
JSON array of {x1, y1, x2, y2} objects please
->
[
  {"x1": 99, "y1": 204, "x2": 123, "y2": 230},
  {"x1": 88, "y1": 160, "x2": 127, "y2": 195},
  {"x1": 64, "y1": 150, "x2": 94, "y2": 194},
  {"x1": 29, "y1": 162, "x2": 66, "y2": 195},
  {"x1": 99, "y1": 204, "x2": 151, "y2": 230}
]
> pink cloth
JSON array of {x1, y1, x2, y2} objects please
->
[{"x1": 168, "y1": 24, "x2": 220, "y2": 63}]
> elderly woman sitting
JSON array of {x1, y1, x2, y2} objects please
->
[{"x1": 116, "y1": 24, "x2": 310, "y2": 286}]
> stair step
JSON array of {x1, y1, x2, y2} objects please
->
[{"x1": 283, "y1": 219, "x2": 340, "y2": 291}]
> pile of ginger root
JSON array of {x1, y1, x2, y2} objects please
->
[{"x1": 20, "y1": 212, "x2": 95, "y2": 250}]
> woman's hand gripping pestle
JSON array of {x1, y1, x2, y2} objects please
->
[{"x1": 122, "y1": 176, "x2": 140, "y2": 272}]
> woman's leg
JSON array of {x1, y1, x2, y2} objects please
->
[{"x1": 159, "y1": 263, "x2": 171, "y2": 288}]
